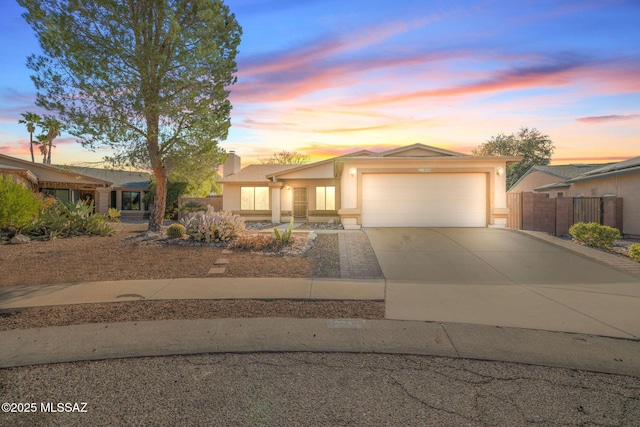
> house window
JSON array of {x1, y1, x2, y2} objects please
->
[
  {"x1": 557, "y1": 192, "x2": 564, "y2": 198},
  {"x1": 110, "y1": 191, "x2": 117, "y2": 209},
  {"x1": 122, "y1": 191, "x2": 141, "y2": 210},
  {"x1": 241, "y1": 187, "x2": 269, "y2": 210},
  {"x1": 41, "y1": 188, "x2": 71, "y2": 202},
  {"x1": 315, "y1": 186, "x2": 336, "y2": 210}
]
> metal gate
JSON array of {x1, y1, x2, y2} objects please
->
[
  {"x1": 293, "y1": 187, "x2": 308, "y2": 218},
  {"x1": 573, "y1": 197, "x2": 602, "y2": 224}
]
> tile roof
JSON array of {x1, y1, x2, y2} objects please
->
[
  {"x1": 509, "y1": 163, "x2": 611, "y2": 190},
  {"x1": 530, "y1": 164, "x2": 612, "y2": 179},
  {"x1": 572, "y1": 156, "x2": 640, "y2": 178},
  {"x1": 569, "y1": 156, "x2": 640, "y2": 182},
  {"x1": 60, "y1": 166, "x2": 151, "y2": 188},
  {"x1": 218, "y1": 164, "x2": 296, "y2": 183}
]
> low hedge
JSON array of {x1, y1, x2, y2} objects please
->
[{"x1": 569, "y1": 222, "x2": 620, "y2": 249}]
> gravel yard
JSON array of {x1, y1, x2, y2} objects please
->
[
  {"x1": 0, "y1": 223, "x2": 340, "y2": 286},
  {"x1": 0, "y1": 223, "x2": 374, "y2": 330},
  {"x1": 0, "y1": 299, "x2": 384, "y2": 331}
]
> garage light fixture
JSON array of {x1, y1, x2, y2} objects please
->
[
  {"x1": 350, "y1": 168, "x2": 357, "y2": 176},
  {"x1": 496, "y1": 167, "x2": 504, "y2": 176}
]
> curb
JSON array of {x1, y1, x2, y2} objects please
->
[{"x1": 0, "y1": 319, "x2": 638, "y2": 377}]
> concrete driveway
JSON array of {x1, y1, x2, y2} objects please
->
[{"x1": 364, "y1": 228, "x2": 640, "y2": 339}]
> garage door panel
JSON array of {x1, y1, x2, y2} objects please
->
[{"x1": 361, "y1": 173, "x2": 486, "y2": 227}]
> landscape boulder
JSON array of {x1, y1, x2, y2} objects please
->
[{"x1": 10, "y1": 234, "x2": 31, "y2": 244}]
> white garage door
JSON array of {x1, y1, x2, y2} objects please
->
[{"x1": 361, "y1": 173, "x2": 487, "y2": 227}]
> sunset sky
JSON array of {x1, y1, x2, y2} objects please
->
[{"x1": 0, "y1": 0, "x2": 638, "y2": 167}]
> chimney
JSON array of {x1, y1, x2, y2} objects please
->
[{"x1": 223, "y1": 151, "x2": 241, "y2": 177}]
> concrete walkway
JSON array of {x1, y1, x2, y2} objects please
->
[{"x1": 0, "y1": 278, "x2": 385, "y2": 309}]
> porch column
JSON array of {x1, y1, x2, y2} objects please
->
[
  {"x1": 269, "y1": 182, "x2": 284, "y2": 223},
  {"x1": 95, "y1": 187, "x2": 111, "y2": 215}
]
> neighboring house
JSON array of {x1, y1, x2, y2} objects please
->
[
  {"x1": 62, "y1": 166, "x2": 152, "y2": 219},
  {"x1": 0, "y1": 164, "x2": 39, "y2": 191},
  {"x1": 218, "y1": 144, "x2": 520, "y2": 229},
  {"x1": 509, "y1": 157, "x2": 640, "y2": 237},
  {"x1": 0, "y1": 153, "x2": 151, "y2": 219},
  {"x1": 508, "y1": 164, "x2": 610, "y2": 197}
]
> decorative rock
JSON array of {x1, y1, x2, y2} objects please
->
[{"x1": 10, "y1": 234, "x2": 31, "y2": 244}]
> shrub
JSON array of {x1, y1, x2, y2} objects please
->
[
  {"x1": 181, "y1": 207, "x2": 245, "y2": 243},
  {"x1": 166, "y1": 223, "x2": 187, "y2": 239},
  {"x1": 26, "y1": 199, "x2": 113, "y2": 240},
  {"x1": 108, "y1": 208, "x2": 121, "y2": 222},
  {"x1": 629, "y1": 243, "x2": 640, "y2": 262},
  {"x1": 0, "y1": 176, "x2": 42, "y2": 230},
  {"x1": 569, "y1": 222, "x2": 620, "y2": 249},
  {"x1": 178, "y1": 200, "x2": 206, "y2": 215},
  {"x1": 227, "y1": 233, "x2": 290, "y2": 252}
]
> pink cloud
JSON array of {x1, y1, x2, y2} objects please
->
[
  {"x1": 349, "y1": 60, "x2": 585, "y2": 106},
  {"x1": 233, "y1": 118, "x2": 299, "y2": 131},
  {"x1": 0, "y1": 144, "x2": 31, "y2": 157},
  {"x1": 233, "y1": 13, "x2": 464, "y2": 104},
  {"x1": 312, "y1": 124, "x2": 397, "y2": 134},
  {"x1": 575, "y1": 114, "x2": 639, "y2": 123}
]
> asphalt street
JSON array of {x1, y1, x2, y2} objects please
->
[{"x1": 1, "y1": 353, "x2": 639, "y2": 426}]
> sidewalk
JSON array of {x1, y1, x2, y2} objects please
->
[{"x1": 0, "y1": 278, "x2": 385, "y2": 309}]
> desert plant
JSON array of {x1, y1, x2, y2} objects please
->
[
  {"x1": 107, "y1": 208, "x2": 121, "y2": 222},
  {"x1": 274, "y1": 217, "x2": 295, "y2": 244},
  {"x1": 569, "y1": 222, "x2": 620, "y2": 249},
  {"x1": 26, "y1": 199, "x2": 113, "y2": 239},
  {"x1": 182, "y1": 206, "x2": 245, "y2": 243},
  {"x1": 629, "y1": 243, "x2": 640, "y2": 262},
  {"x1": 178, "y1": 200, "x2": 206, "y2": 215},
  {"x1": 0, "y1": 175, "x2": 42, "y2": 231},
  {"x1": 166, "y1": 223, "x2": 187, "y2": 239}
]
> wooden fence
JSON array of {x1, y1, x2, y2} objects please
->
[{"x1": 506, "y1": 193, "x2": 522, "y2": 230}]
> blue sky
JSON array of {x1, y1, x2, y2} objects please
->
[{"x1": 1, "y1": 0, "x2": 638, "y2": 166}]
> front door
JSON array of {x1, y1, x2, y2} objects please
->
[{"x1": 293, "y1": 187, "x2": 308, "y2": 219}]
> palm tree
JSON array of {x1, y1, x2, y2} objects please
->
[
  {"x1": 39, "y1": 116, "x2": 63, "y2": 164},
  {"x1": 35, "y1": 133, "x2": 48, "y2": 163},
  {"x1": 18, "y1": 112, "x2": 42, "y2": 163}
]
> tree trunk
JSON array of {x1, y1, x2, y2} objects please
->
[
  {"x1": 46, "y1": 138, "x2": 53, "y2": 164},
  {"x1": 29, "y1": 134, "x2": 35, "y2": 163},
  {"x1": 148, "y1": 162, "x2": 167, "y2": 232}
]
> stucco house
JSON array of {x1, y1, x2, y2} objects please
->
[
  {"x1": 508, "y1": 164, "x2": 610, "y2": 197},
  {"x1": 0, "y1": 153, "x2": 151, "y2": 219},
  {"x1": 508, "y1": 156, "x2": 640, "y2": 237},
  {"x1": 219, "y1": 144, "x2": 520, "y2": 229}
]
